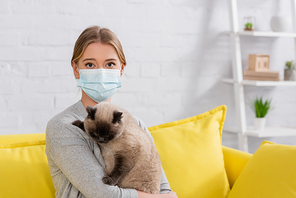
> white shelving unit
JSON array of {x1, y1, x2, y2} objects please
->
[
  {"x1": 225, "y1": 126, "x2": 296, "y2": 138},
  {"x1": 223, "y1": 78, "x2": 296, "y2": 86},
  {"x1": 223, "y1": 0, "x2": 296, "y2": 152},
  {"x1": 238, "y1": 31, "x2": 296, "y2": 37}
]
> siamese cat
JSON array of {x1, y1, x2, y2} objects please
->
[{"x1": 72, "y1": 102, "x2": 162, "y2": 194}]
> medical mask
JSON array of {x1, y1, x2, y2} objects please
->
[{"x1": 77, "y1": 69, "x2": 121, "y2": 103}]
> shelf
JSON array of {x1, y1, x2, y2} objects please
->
[
  {"x1": 238, "y1": 31, "x2": 296, "y2": 38},
  {"x1": 222, "y1": 78, "x2": 296, "y2": 86},
  {"x1": 224, "y1": 126, "x2": 296, "y2": 138},
  {"x1": 223, "y1": 31, "x2": 296, "y2": 38}
]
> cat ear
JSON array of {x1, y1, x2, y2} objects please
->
[
  {"x1": 112, "y1": 111, "x2": 123, "y2": 124},
  {"x1": 72, "y1": 120, "x2": 85, "y2": 132},
  {"x1": 86, "y1": 105, "x2": 96, "y2": 120}
]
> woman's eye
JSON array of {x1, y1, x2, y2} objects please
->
[
  {"x1": 106, "y1": 62, "x2": 115, "y2": 67},
  {"x1": 85, "y1": 63, "x2": 95, "y2": 68}
]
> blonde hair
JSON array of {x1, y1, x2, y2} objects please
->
[{"x1": 71, "y1": 26, "x2": 126, "y2": 66}]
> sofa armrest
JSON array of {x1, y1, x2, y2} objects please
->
[{"x1": 222, "y1": 146, "x2": 253, "y2": 188}]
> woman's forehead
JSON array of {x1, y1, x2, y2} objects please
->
[{"x1": 82, "y1": 43, "x2": 119, "y2": 61}]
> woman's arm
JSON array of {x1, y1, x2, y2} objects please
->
[
  {"x1": 46, "y1": 119, "x2": 138, "y2": 198},
  {"x1": 137, "y1": 191, "x2": 178, "y2": 198}
]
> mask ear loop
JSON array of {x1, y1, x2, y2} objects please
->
[
  {"x1": 73, "y1": 64, "x2": 82, "y2": 98},
  {"x1": 120, "y1": 64, "x2": 124, "y2": 76},
  {"x1": 75, "y1": 65, "x2": 80, "y2": 79}
]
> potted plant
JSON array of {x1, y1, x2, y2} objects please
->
[
  {"x1": 244, "y1": 16, "x2": 255, "y2": 31},
  {"x1": 244, "y1": 23, "x2": 254, "y2": 31},
  {"x1": 284, "y1": 60, "x2": 296, "y2": 81},
  {"x1": 250, "y1": 97, "x2": 272, "y2": 131}
]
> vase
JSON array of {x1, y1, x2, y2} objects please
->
[
  {"x1": 270, "y1": 16, "x2": 291, "y2": 32},
  {"x1": 254, "y1": 117, "x2": 266, "y2": 131},
  {"x1": 284, "y1": 69, "x2": 296, "y2": 81}
]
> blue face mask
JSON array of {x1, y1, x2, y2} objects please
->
[{"x1": 77, "y1": 69, "x2": 122, "y2": 103}]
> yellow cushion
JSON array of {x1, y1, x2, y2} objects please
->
[
  {"x1": 0, "y1": 133, "x2": 45, "y2": 145},
  {"x1": 149, "y1": 105, "x2": 230, "y2": 198},
  {"x1": 0, "y1": 140, "x2": 55, "y2": 198},
  {"x1": 222, "y1": 146, "x2": 252, "y2": 188},
  {"x1": 227, "y1": 140, "x2": 296, "y2": 198}
]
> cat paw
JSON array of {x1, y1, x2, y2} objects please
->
[{"x1": 102, "y1": 176, "x2": 115, "y2": 185}]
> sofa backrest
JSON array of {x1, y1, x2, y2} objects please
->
[
  {"x1": 0, "y1": 133, "x2": 252, "y2": 197},
  {"x1": 0, "y1": 133, "x2": 55, "y2": 198}
]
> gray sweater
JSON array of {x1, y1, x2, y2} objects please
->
[{"x1": 45, "y1": 100, "x2": 171, "y2": 198}]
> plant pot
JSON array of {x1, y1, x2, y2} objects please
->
[
  {"x1": 254, "y1": 117, "x2": 266, "y2": 131},
  {"x1": 284, "y1": 69, "x2": 296, "y2": 81},
  {"x1": 244, "y1": 28, "x2": 254, "y2": 31}
]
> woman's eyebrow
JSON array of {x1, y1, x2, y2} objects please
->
[
  {"x1": 105, "y1": 58, "x2": 117, "y2": 62},
  {"x1": 82, "y1": 58, "x2": 96, "y2": 62}
]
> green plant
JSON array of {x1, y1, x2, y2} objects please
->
[
  {"x1": 285, "y1": 60, "x2": 296, "y2": 70},
  {"x1": 251, "y1": 97, "x2": 272, "y2": 118},
  {"x1": 245, "y1": 23, "x2": 253, "y2": 29}
]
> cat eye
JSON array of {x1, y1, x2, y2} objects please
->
[{"x1": 91, "y1": 132, "x2": 98, "y2": 137}]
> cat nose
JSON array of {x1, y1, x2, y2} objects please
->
[{"x1": 98, "y1": 137, "x2": 105, "y2": 143}]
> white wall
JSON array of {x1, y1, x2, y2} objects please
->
[{"x1": 0, "y1": 0, "x2": 296, "y2": 153}]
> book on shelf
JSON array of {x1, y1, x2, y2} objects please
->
[
  {"x1": 243, "y1": 70, "x2": 280, "y2": 81},
  {"x1": 243, "y1": 70, "x2": 279, "y2": 77},
  {"x1": 244, "y1": 76, "x2": 280, "y2": 81}
]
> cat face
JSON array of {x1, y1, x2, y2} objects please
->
[{"x1": 72, "y1": 103, "x2": 124, "y2": 144}]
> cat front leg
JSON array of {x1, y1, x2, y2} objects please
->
[
  {"x1": 102, "y1": 176, "x2": 116, "y2": 186},
  {"x1": 71, "y1": 120, "x2": 85, "y2": 132},
  {"x1": 102, "y1": 153, "x2": 130, "y2": 186}
]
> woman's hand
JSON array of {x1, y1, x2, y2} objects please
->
[
  {"x1": 164, "y1": 191, "x2": 178, "y2": 198},
  {"x1": 137, "y1": 190, "x2": 178, "y2": 198},
  {"x1": 162, "y1": 191, "x2": 178, "y2": 198}
]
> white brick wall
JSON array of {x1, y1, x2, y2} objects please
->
[{"x1": 1, "y1": 0, "x2": 296, "y2": 153}]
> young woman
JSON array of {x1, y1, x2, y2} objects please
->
[{"x1": 45, "y1": 26, "x2": 178, "y2": 198}]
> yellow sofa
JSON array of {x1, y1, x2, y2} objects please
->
[{"x1": 0, "y1": 133, "x2": 252, "y2": 198}]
